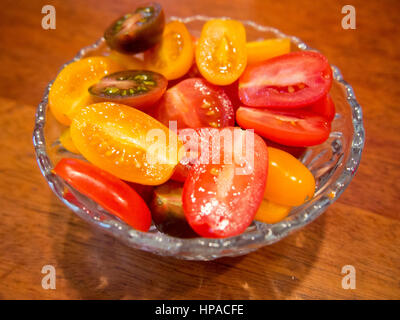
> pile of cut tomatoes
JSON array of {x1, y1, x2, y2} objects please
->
[{"x1": 50, "y1": 3, "x2": 335, "y2": 239}]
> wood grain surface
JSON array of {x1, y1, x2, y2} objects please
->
[{"x1": 0, "y1": 0, "x2": 399, "y2": 300}]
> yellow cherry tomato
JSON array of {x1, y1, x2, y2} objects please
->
[
  {"x1": 70, "y1": 102, "x2": 182, "y2": 185},
  {"x1": 144, "y1": 21, "x2": 194, "y2": 80},
  {"x1": 246, "y1": 38, "x2": 291, "y2": 65},
  {"x1": 108, "y1": 51, "x2": 144, "y2": 69},
  {"x1": 59, "y1": 128, "x2": 80, "y2": 154},
  {"x1": 265, "y1": 147, "x2": 315, "y2": 206},
  {"x1": 49, "y1": 56, "x2": 122, "y2": 125},
  {"x1": 255, "y1": 199, "x2": 291, "y2": 224},
  {"x1": 196, "y1": 19, "x2": 247, "y2": 85}
]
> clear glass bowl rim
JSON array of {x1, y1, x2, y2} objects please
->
[{"x1": 33, "y1": 15, "x2": 365, "y2": 260}]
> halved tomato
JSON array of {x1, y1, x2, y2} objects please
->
[
  {"x1": 70, "y1": 102, "x2": 181, "y2": 185},
  {"x1": 196, "y1": 19, "x2": 247, "y2": 85},
  {"x1": 88, "y1": 70, "x2": 167, "y2": 110},
  {"x1": 239, "y1": 51, "x2": 332, "y2": 108},
  {"x1": 236, "y1": 106, "x2": 331, "y2": 147},
  {"x1": 144, "y1": 21, "x2": 194, "y2": 80},
  {"x1": 182, "y1": 127, "x2": 268, "y2": 238},
  {"x1": 152, "y1": 78, "x2": 234, "y2": 129}
]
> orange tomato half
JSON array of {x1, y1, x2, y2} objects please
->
[
  {"x1": 49, "y1": 56, "x2": 122, "y2": 125},
  {"x1": 264, "y1": 147, "x2": 315, "y2": 206},
  {"x1": 196, "y1": 19, "x2": 247, "y2": 85},
  {"x1": 246, "y1": 38, "x2": 291, "y2": 65},
  {"x1": 144, "y1": 21, "x2": 194, "y2": 80},
  {"x1": 70, "y1": 102, "x2": 182, "y2": 185}
]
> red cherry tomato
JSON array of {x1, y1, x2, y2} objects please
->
[
  {"x1": 152, "y1": 78, "x2": 235, "y2": 129},
  {"x1": 239, "y1": 51, "x2": 332, "y2": 108},
  {"x1": 236, "y1": 106, "x2": 331, "y2": 147},
  {"x1": 54, "y1": 158, "x2": 152, "y2": 232},
  {"x1": 307, "y1": 94, "x2": 336, "y2": 121},
  {"x1": 182, "y1": 127, "x2": 268, "y2": 238}
]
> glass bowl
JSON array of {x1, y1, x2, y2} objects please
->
[{"x1": 33, "y1": 15, "x2": 365, "y2": 260}]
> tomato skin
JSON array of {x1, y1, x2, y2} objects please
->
[
  {"x1": 239, "y1": 51, "x2": 332, "y2": 108},
  {"x1": 59, "y1": 128, "x2": 80, "y2": 154},
  {"x1": 54, "y1": 158, "x2": 152, "y2": 231},
  {"x1": 144, "y1": 21, "x2": 194, "y2": 80},
  {"x1": 182, "y1": 128, "x2": 268, "y2": 238},
  {"x1": 153, "y1": 78, "x2": 234, "y2": 129},
  {"x1": 196, "y1": 19, "x2": 247, "y2": 85},
  {"x1": 246, "y1": 38, "x2": 291, "y2": 65},
  {"x1": 265, "y1": 147, "x2": 315, "y2": 206},
  {"x1": 236, "y1": 106, "x2": 331, "y2": 147},
  {"x1": 308, "y1": 94, "x2": 335, "y2": 121},
  {"x1": 255, "y1": 199, "x2": 291, "y2": 224},
  {"x1": 104, "y1": 3, "x2": 165, "y2": 54},
  {"x1": 70, "y1": 102, "x2": 181, "y2": 185},
  {"x1": 150, "y1": 181, "x2": 197, "y2": 238}
]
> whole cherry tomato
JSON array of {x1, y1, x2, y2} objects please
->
[
  {"x1": 54, "y1": 158, "x2": 152, "y2": 231},
  {"x1": 246, "y1": 38, "x2": 291, "y2": 65},
  {"x1": 264, "y1": 147, "x2": 315, "y2": 206}
]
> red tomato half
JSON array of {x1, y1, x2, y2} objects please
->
[
  {"x1": 182, "y1": 127, "x2": 268, "y2": 238},
  {"x1": 236, "y1": 107, "x2": 331, "y2": 147},
  {"x1": 239, "y1": 51, "x2": 332, "y2": 108},
  {"x1": 308, "y1": 94, "x2": 336, "y2": 121},
  {"x1": 54, "y1": 158, "x2": 152, "y2": 232},
  {"x1": 152, "y1": 78, "x2": 234, "y2": 129}
]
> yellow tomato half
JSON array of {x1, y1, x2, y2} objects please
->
[
  {"x1": 144, "y1": 21, "x2": 194, "y2": 80},
  {"x1": 196, "y1": 19, "x2": 247, "y2": 85},
  {"x1": 246, "y1": 38, "x2": 290, "y2": 65},
  {"x1": 70, "y1": 102, "x2": 182, "y2": 185},
  {"x1": 49, "y1": 56, "x2": 122, "y2": 125},
  {"x1": 265, "y1": 147, "x2": 315, "y2": 206}
]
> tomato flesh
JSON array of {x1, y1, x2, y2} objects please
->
[
  {"x1": 236, "y1": 106, "x2": 331, "y2": 147},
  {"x1": 153, "y1": 78, "x2": 234, "y2": 129},
  {"x1": 196, "y1": 19, "x2": 247, "y2": 85},
  {"x1": 70, "y1": 102, "x2": 181, "y2": 185},
  {"x1": 182, "y1": 127, "x2": 268, "y2": 238},
  {"x1": 239, "y1": 51, "x2": 332, "y2": 108},
  {"x1": 145, "y1": 21, "x2": 194, "y2": 80},
  {"x1": 54, "y1": 158, "x2": 152, "y2": 231},
  {"x1": 88, "y1": 70, "x2": 167, "y2": 110}
]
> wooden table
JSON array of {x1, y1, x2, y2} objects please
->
[{"x1": 0, "y1": 0, "x2": 399, "y2": 300}]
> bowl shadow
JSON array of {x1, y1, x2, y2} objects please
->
[{"x1": 48, "y1": 196, "x2": 325, "y2": 299}]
